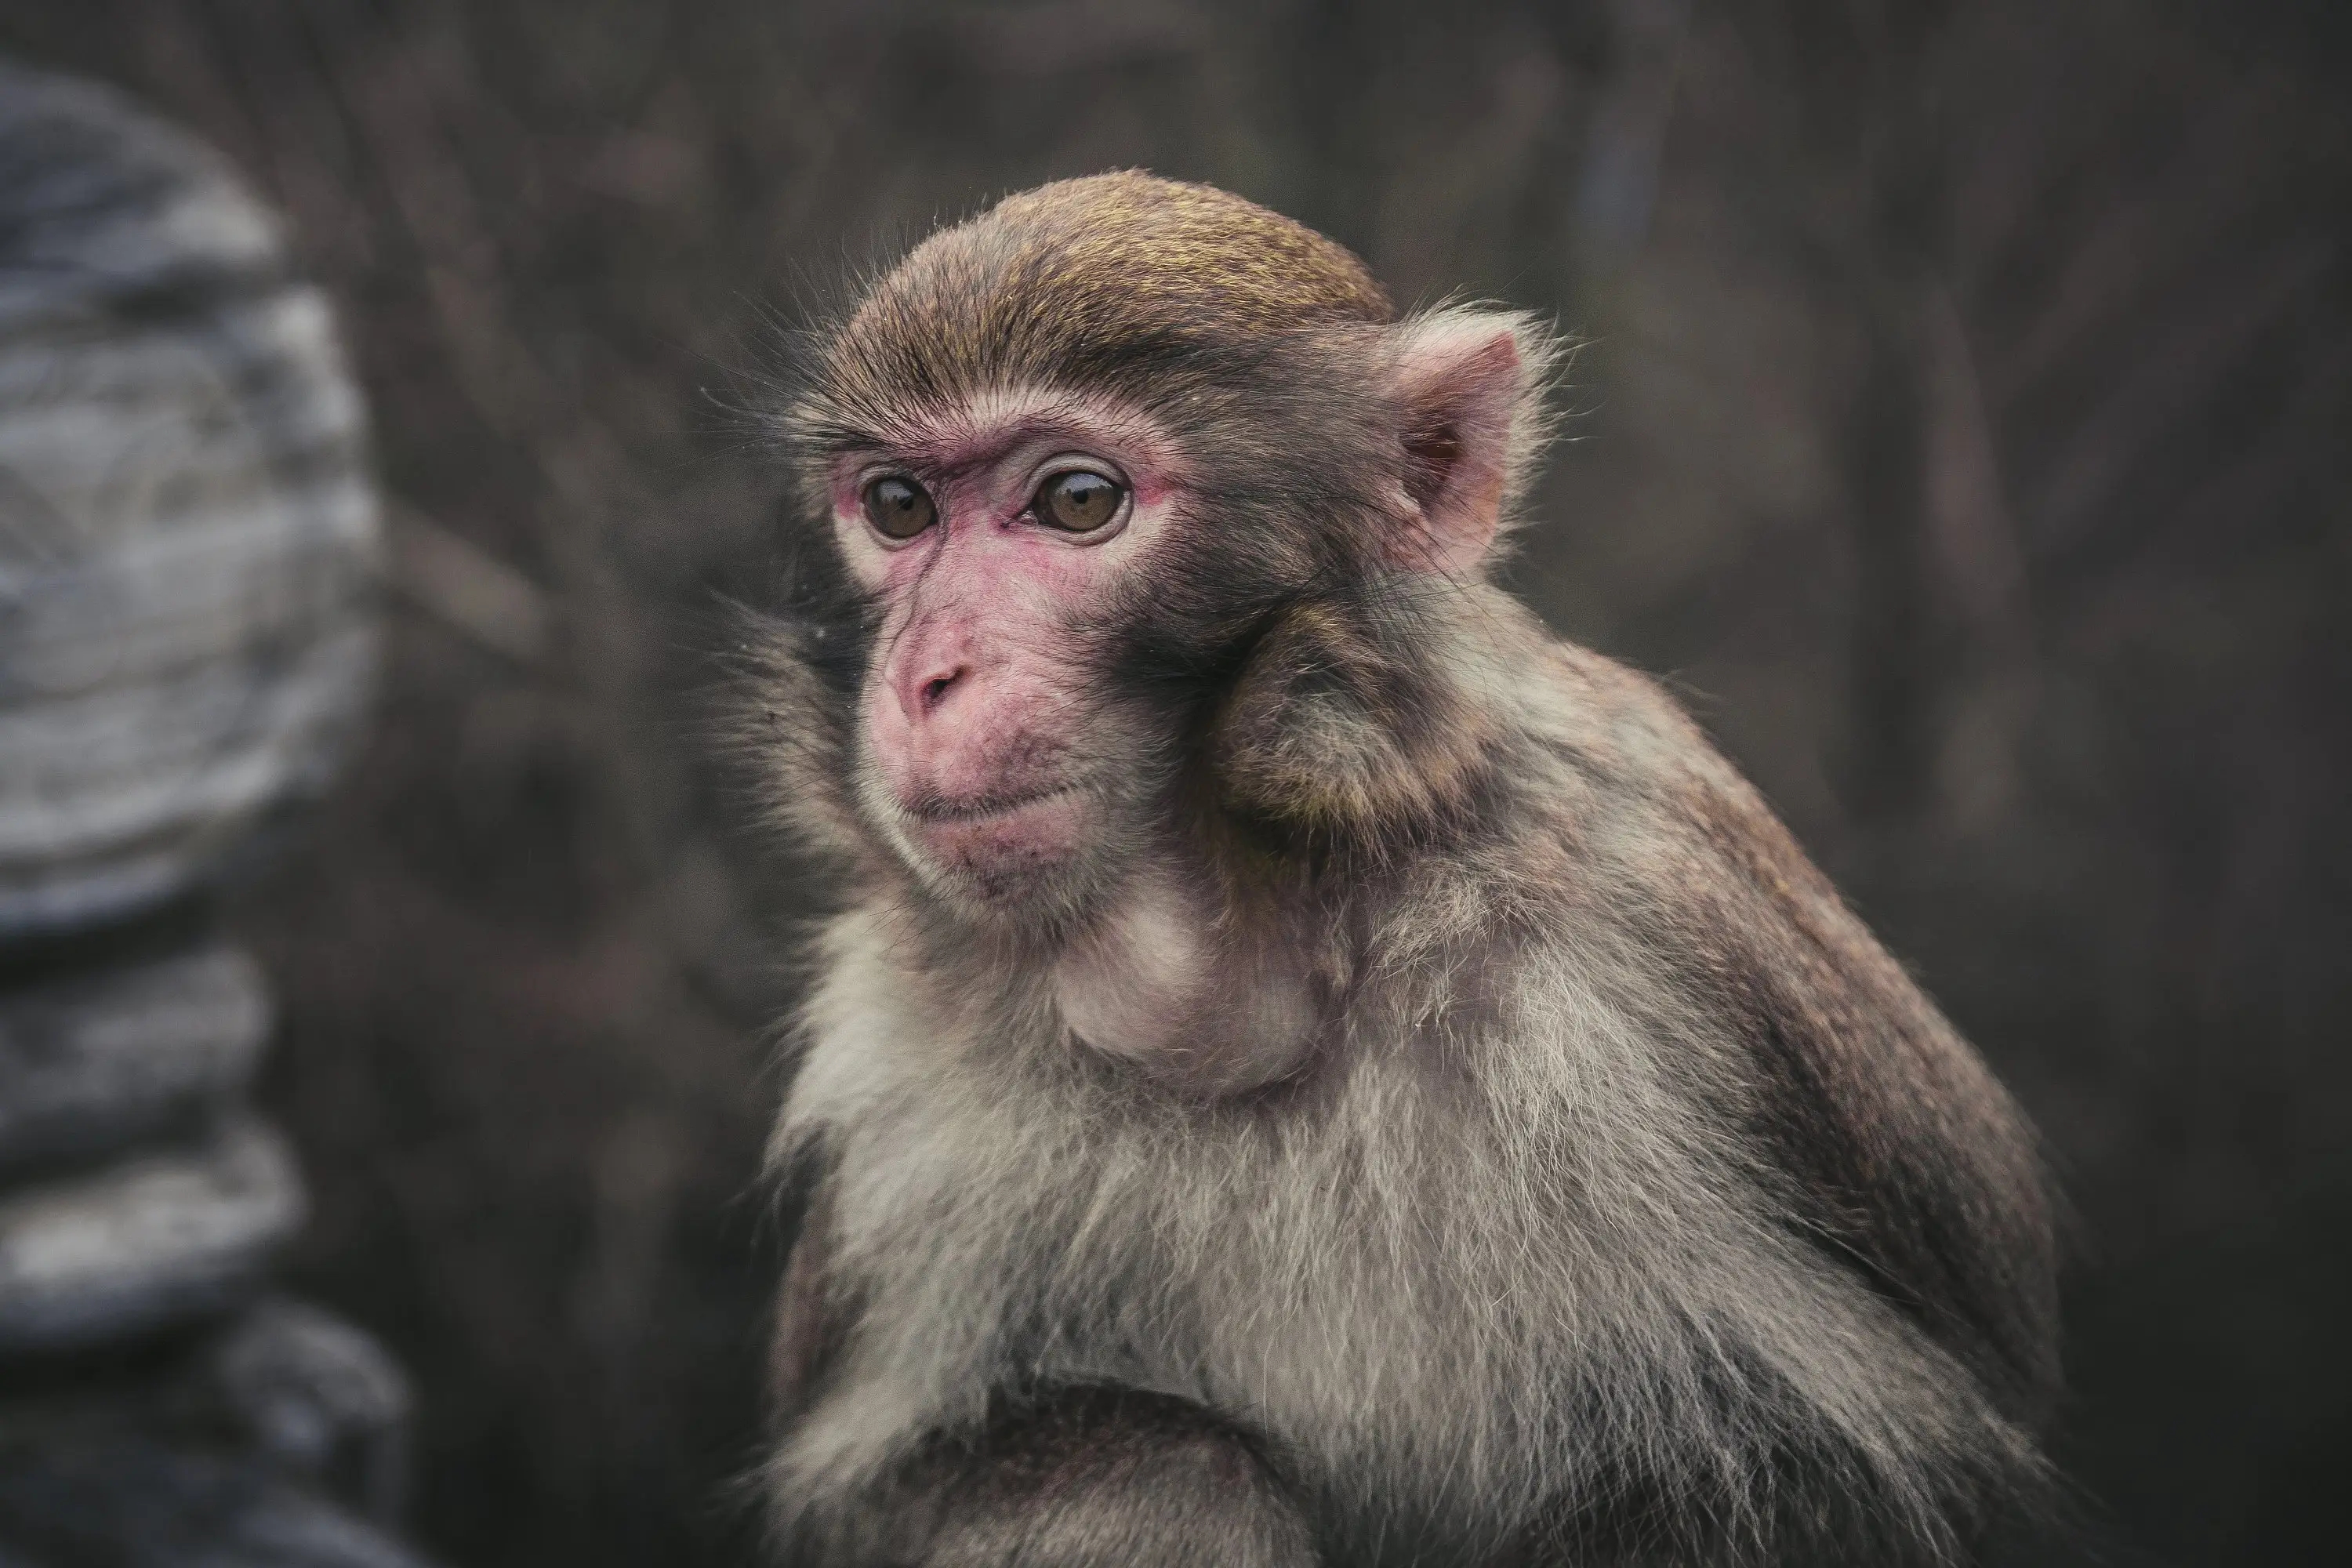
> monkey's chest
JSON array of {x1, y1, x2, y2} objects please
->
[
  {"x1": 840, "y1": 1065, "x2": 1545, "y2": 1499},
  {"x1": 793, "y1": 971, "x2": 1570, "y2": 1518}
]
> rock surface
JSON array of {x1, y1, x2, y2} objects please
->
[
  {"x1": 0, "y1": 56, "x2": 432, "y2": 1568},
  {"x1": 202, "y1": 1298, "x2": 414, "y2": 1526},
  {"x1": 0, "y1": 1117, "x2": 303, "y2": 1355},
  {"x1": 0, "y1": 1435, "x2": 434, "y2": 1568},
  {"x1": 0, "y1": 60, "x2": 379, "y2": 938},
  {"x1": 0, "y1": 946, "x2": 269, "y2": 1174}
]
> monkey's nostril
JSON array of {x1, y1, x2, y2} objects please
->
[{"x1": 920, "y1": 668, "x2": 966, "y2": 714}]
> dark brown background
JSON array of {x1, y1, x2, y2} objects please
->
[{"x1": 4, "y1": 2, "x2": 2345, "y2": 1563}]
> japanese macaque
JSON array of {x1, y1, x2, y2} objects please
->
[{"x1": 747, "y1": 172, "x2": 2057, "y2": 1566}]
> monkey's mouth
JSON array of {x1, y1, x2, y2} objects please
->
[
  {"x1": 902, "y1": 784, "x2": 1080, "y2": 824},
  {"x1": 891, "y1": 784, "x2": 1092, "y2": 896}
]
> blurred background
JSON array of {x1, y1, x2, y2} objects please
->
[{"x1": 0, "y1": 1, "x2": 2343, "y2": 1564}]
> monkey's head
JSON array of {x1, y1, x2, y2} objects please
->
[{"x1": 768, "y1": 173, "x2": 1556, "y2": 934}]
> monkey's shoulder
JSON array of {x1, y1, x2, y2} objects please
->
[{"x1": 1482, "y1": 635, "x2": 2061, "y2": 1414}]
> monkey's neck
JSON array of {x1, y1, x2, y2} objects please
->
[{"x1": 1051, "y1": 858, "x2": 1323, "y2": 1097}]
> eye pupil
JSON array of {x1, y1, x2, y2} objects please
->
[
  {"x1": 1039, "y1": 470, "x2": 1124, "y2": 532},
  {"x1": 862, "y1": 477, "x2": 936, "y2": 540}
]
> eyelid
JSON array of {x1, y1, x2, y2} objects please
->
[
  {"x1": 848, "y1": 462, "x2": 920, "y2": 498},
  {"x1": 1025, "y1": 452, "x2": 1128, "y2": 489}
]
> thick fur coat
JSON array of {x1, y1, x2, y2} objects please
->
[{"x1": 747, "y1": 173, "x2": 2057, "y2": 1566}]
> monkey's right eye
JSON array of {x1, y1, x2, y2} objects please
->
[{"x1": 862, "y1": 477, "x2": 937, "y2": 541}]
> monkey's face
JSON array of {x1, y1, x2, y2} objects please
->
[
  {"x1": 783, "y1": 173, "x2": 1552, "y2": 943},
  {"x1": 826, "y1": 387, "x2": 1187, "y2": 918}
]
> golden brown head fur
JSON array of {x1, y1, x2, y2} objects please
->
[
  {"x1": 800, "y1": 172, "x2": 1396, "y2": 450},
  {"x1": 842, "y1": 176, "x2": 1381, "y2": 388}
]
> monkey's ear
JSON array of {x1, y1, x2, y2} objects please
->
[{"x1": 1384, "y1": 308, "x2": 1550, "y2": 575}]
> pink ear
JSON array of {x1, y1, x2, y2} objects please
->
[{"x1": 1388, "y1": 312, "x2": 1531, "y2": 575}]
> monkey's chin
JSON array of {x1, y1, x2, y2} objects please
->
[{"x1": 897, "y1": 789, "x2": 1092, "y2": 911}]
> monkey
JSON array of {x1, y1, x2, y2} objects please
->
[{"x1": 743, "y1": 172, "x2": 2058, "y2": 1566}]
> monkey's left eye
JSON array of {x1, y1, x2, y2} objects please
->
[
  {"x1": 862, "y1": 476, "x2": 937, "y2": 541},
  {"x1": 1033, "y1": 469, "x2": 1127, "y2": 534}
]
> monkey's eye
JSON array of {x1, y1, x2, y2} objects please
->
[
  {"x1": 1033, "y1": 469, "x2": 1126, "y2": 534},
  {"x1": 862, "y1": 476, "x2": 937, "y2": 541}
]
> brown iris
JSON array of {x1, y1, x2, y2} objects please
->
[
  {"x1": 1034, "y1": 469, "x2": 1125, "y2": 533},
  {"x1": 862, "y1": 476, "x2": 936, "y2": 540}
]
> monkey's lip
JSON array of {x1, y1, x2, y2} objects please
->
[
  {"x1": 897, "y1": 785, "x2": 1090, "y2": 888},
  {"x1": 901, "y1": 784, "x2": 1081, "y2": 824}
]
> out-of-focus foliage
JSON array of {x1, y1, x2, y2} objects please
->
[{"x1": 2, "y1": 2, "x2": 2344, "y2": 1565}]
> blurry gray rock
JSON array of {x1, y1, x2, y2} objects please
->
[
  {"x1": 0, "y1": 1436, "x2": 434, "y2": 1568},
  {"x1": 0, "y1": 945, "x2": 268, "y2": 1174},
  {"x1": 201, "y1": 1298, "x2": 412, "y2": 1526},
  {"x1": 0, "y1": 53, "x2": 430, "y2": 1568},
  {"x1": 0, "y1": 1117, "x2": 303, "y2": 1355},
  {"x1": 0, "y1": 59, "x2": 379, "y2": 938}
]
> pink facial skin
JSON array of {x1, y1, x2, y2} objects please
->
[{"x1": 829, "y1": 389, "x2": 1185, "y2": 906}]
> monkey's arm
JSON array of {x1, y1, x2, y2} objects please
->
[
  {"x1": 909, "y1": 1387, "x2": 1319, "y2": 1568},
  {"x1": 1624, "y1": 676, "x2": 2061, "y2": 1426},
  {"x1": 770, "y1": 1201, "x2": 1318, "y2": 1568}
]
